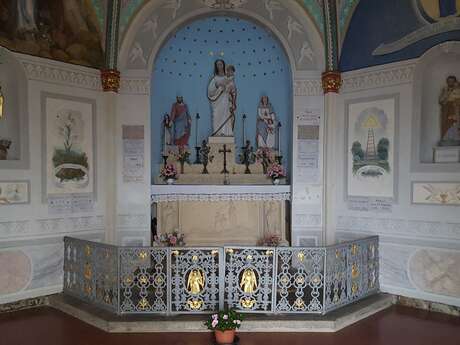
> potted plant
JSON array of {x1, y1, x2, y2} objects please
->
[
  {"x1": 266, "y1": 163, "x2": 285, "y2": 185},
  {"x1": 205, "y1": 309, "x2": 243, "y2": 344},
  {"x1": 160, "y1": 163, "x2": 177, "y2": 184},
  {"x1": 154, "y1": 229, "x2": 185, "y2": 247}
]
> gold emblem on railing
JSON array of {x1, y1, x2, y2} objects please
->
[
  {"x1": 226, "y1": 248, "x2": 234, "y2": 254},
  {"x1": 85, "y1": 245, "x2": 91, "y2": 257},
  {"x1": 265, "y1": 250, "x2": 274, "y2": 256},
  {"x1": 240, "y1": 297, "x2": 256, "y2": 309},
  {"x1": 187, "y1": 299, "x2": 203, "y2": 310},
  {"x1": 296, "y1": 276, "x2": 305, "y2": 285},
  {"x1": 187, "y1": 269, "x2": 205, "y2": 295},
  {"x1": 138, "y1": 297, "x2": 150, "y2": 310},
  {"x1": 211, "y1": 250, "x2": 219, "y2": 256},
  {"x1": 240, "y1": 269, "x2": 258, "y2": 293},
  {"x1": 192, "y1": 255, "x2": 199, "y2": 262},
  {"x1": 297, "y1": 252, "x2": 305, "y2": 262},
  {"x1": 335, "y1": 249, "x2": 340, "y2": 259},
  {"x1": 84, "y1": 263, "x2": 92, "y2": 279},
  {"x1": 294, "y1": 297, "x2": 305, "y2": 308},
  {"x1": 351, "y1": 244, "x2": 358, "y2": 256},
  {"x1": 172, "y1": 250, "x2": 180, "y2": 256},
  {"x1": 351, "y1": 263, "x2": 359, "y2": 279},
  {"x1": 352, "y1": 282, "x2": 358, "y2": 294},
  {"x1": 155, "y1": 275, "x2": 164, "y2": 285},
  {"x1": 124, "y1": 275, "x2": 133, "y2": 285},
  {"x1": 84, "y1": 284, "x2": 92, "y2": 295},
  {"x1": 139, "y1": 274, "x2": 148, "y2": 286},
  {"x1": 246, "y1": 254, "x2": 253, "y2": 261},
  {"x1": 138, "y1": 251, "x2": 148, "y2": 260}
]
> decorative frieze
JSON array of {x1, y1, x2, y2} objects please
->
[
  {"x1": 152, "y1": 192, "x2": 291, "y2": 203},
  {"x1": 341, "y1": 62, "x2": 415, "y2": 93},
  {"x1": 119, "y1": 77, "x2": 150, "y2": 95},
  {"x1": 337, "y1": 216, "x2": 460, "y2": 240},
  {"x1": 293, "y1": 79, "x2": 323, "y2": 96}
]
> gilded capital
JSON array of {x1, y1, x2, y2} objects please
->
[
  {"x1": 100, "y1": 69, "x2": 121, "y2": 93},
  {"x1": 321, "y1": 71, "x2": 341, "y2": 94}
]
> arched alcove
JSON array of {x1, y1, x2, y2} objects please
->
[
  {"x1": 150, "y1": 15, "x2": 293, "y2": 181},
  {"x1": 411, "y1": 42, "x2": 460, "y2": 171}
]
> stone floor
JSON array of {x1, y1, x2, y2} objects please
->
[{"x1": 1, "y1": 304, "x2": 460, "y2": 345}]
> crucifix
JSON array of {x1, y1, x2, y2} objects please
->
[{"x1": 219, "y1": 144, "x2": 231, "y2": 174}]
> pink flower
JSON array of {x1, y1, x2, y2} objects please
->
[
  {"x1": 211, "y1": 319, "x2": 218, "y2": 328},
  {"x1": 212, "y1": 314, "x2": 218, "y2": 320},
  {"x1": 169, "y1": 236, "x2": 177, "y2": 245},
  {"x1": 223, "y1": 314, "x2": 228, "y2": 320}
]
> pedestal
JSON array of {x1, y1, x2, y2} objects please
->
[{"x1": 433, "y1": 146, "x2": 460, "y2": 163}]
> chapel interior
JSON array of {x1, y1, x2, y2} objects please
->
[{"x1": 0, "y1": 1, "x2": 459, "y2": 344}]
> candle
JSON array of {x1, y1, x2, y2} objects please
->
[
  {"x1": 277, "y1": 121, "x2": 282, "y2": 156},
  {"x1": 242, "y1": 113, "x2": 247, "y2": 147},
  {"x1": 195, "y1": 113, "x2": 200, "y2": 147}
]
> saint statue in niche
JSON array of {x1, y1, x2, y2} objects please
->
[
  {"x1": 207, "y1": 59, "x2": 237, "y2": 136},
  {"x1": 439, "y1": 75, "x2": 460, "y2": 145},
  {"x1": 170, "y1": 96, "x2": 192, "y2": 146},
  {"x1": 163, "y1": 113, "x2": 173, "y2": 148},
  {"x1": 256, "y1": 95, "x2": 276, "y2": 149}
]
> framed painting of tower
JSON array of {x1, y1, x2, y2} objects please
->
[{"x1": 345, "y1": 95, "x2": 398, "y2": 199}]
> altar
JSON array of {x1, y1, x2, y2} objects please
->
[{"x1": 152, "y1": 185, "x2": 291, "y2": 246}]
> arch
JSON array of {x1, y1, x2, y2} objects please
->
[{"x1": 119, "y1": 0, "x2": 325, "y2": 76}]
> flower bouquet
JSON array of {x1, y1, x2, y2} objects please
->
[
  {"x1": 169, "y1": 145, "x2": 191, "y2": 174},
  {"x1": 154, "y1": 230, "x2": 185, "y2": 247},
  {"x1": 205, "y1": 309, "x2": 244, "y2": 344},
  {"x1": 255, "y1": 147, "x2": 274, "y2": 174},
  {"x1": 266, "y1": 163, "x2": 285, "y2": 184},
  {"x1": 160, "y1": 163, "x2": 177, "y2": 184}
]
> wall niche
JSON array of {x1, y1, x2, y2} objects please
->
[
  {"x1": 0, "y1": 48, "x2": 29, "y2": 169},
  {"x1": 412, "y1": 42, "x2": 460, "y2": 172}
]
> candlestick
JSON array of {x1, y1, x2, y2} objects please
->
[
  {"x1": 242, "y1": 113, "x2": 247, "y2": 147},
  {"x1": 194, "y1": 113, "x2": 201, "y2": 164},
  {"x1": 277, "y1": 121, "x2": 282, "y2": 156}
]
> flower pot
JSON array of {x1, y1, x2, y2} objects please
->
[
  {"x1": 272, "y1": 178, "x2": 280, "y2": 185},
  {"x1": 166, "y1": 178, "x2": 175, "y2": 185},
  {"x1": 215, "y1": 330, "x2": 235, "y2": 344}
]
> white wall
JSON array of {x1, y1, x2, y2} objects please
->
[
  {"x1": 333, "y1": 52, "x2": 460, "y2": 307},
  {"x1": 0, "y1": 53, "x2": 108, "y2": 304}
]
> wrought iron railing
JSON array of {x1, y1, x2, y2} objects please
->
[{"x1": 63, "y1": 236, "x2": 379, "y2": 315}]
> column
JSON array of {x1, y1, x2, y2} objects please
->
[{"x1": 322, "y1": 0, "x2": 341, "y2": 245}]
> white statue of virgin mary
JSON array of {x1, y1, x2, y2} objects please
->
[{"x1": 207, "y1": 59, "x2": 235, "y2": 136}]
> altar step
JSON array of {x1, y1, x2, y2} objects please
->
[{"x1": 49, "y1": 293, "x2": 393, "y2": 333}]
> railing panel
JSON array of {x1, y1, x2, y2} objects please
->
[
  {"x1": 119, "y1": 247, "x2": 168, "y2": 314},
  {"x1": 63, "y1": 237, "x2": 118, "y2": 313},
  {"x1": 170, "y1": 248, "x2": 222, "y2": 313},
  {"x1": 224, "y1": 247, "x2": 275, "y2": 313},
  {"x1": 63, "y1": 236, "x2": 379, "y2": 316},
  {"x1": 324, "y1": 236, "x2": 379, "y2": 313},
  {"x1": 275, "y1": 248, "x2": 325, "y2": 314}
]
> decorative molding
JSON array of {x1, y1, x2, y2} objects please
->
[
  {"x1": 293, "y1": 78, "x2": 323, "y2": 96},
  {"x1": 202, "y1": 0, "x2": 247, "y2": 9},
  {"x1": 0, "y1": 221, "x2": 29, "y2": 237},
  {"x1": 0, "y1": 295, "x2": 49, "y2": 314},
  {"x1": 119, "y1": 77, "x2": 150, "y2": 95},
  {"x1": 337, "y1": 216, "x2": 460, "y2": 241},
  {"x1": 152, "y1": 192, "x2": 291, "y2": 203},
  {"x1": 116, "y1": 214, "x2": 150, "y2": 229},
  {"x1": 396, "y1": 295, "x2": 460, "y2": 317},
  {"x1": 0, "y1": 216, "x2": 104, "y2": 239},
  {"x1": 21, "y1": 60, "x2": 101, "y2": 90},
  {"x1": 36, "y1": 216, "x2": 104, "y2": 234},
  {"x1": 341, "y1": 61, "x2": 416, "y2": 93},
  {"x1": 412, "y1": 182, "x2": 460, "y2": 206}
]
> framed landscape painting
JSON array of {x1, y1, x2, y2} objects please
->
[
  {"x1": 346, "y1": 95, "x2": 398, "y2": 199},
  {"x1": 42, "y1": 93, "x2": 96, "y2": 199}
]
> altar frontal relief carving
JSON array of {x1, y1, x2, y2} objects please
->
[
  {"x1": 347, "y1": 97, "x2": 396, "y2": 198},
  {"x1": 44, "y1": 96, "x2": 95, "y2": 196},
  {"x1": 156, "y1": 200, "x2": 286, "y2": 246}
]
